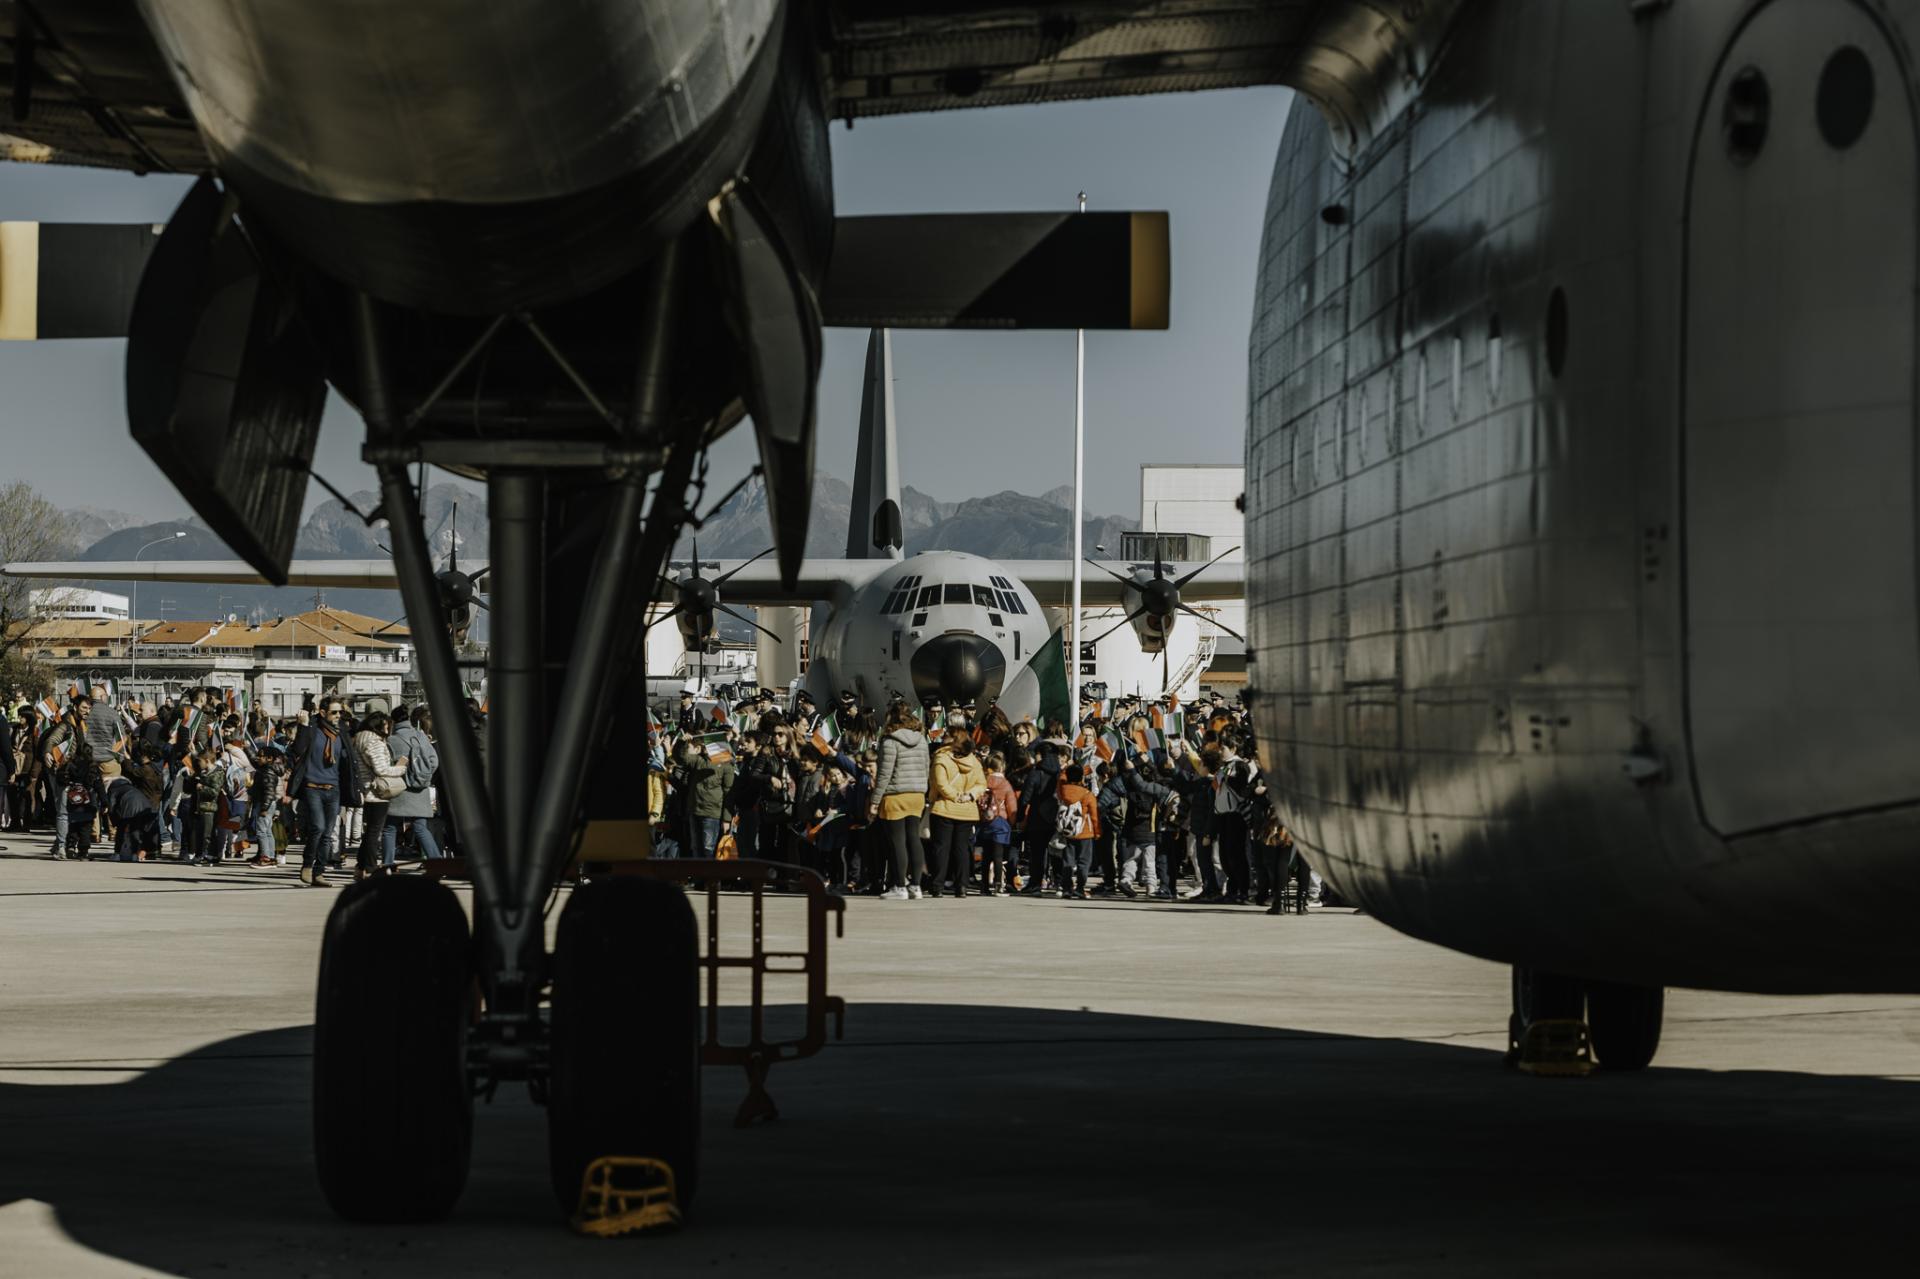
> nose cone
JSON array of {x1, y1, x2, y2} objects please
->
[{"x1": 911, "y1": 634, "x2": 1006, "y2": 707}]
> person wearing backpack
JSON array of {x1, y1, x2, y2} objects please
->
[
  {"x1": 1054, "y1": 761, "x2": 1102, "y2": 900},
  {"x1": 976, "y1": 751, "x2": 1018, "y2": 895},
  {"x1": 386, "y1": 706, "x2": 441, "y2": 862},
  {"x1": 351, "y1": 710, "x2": 411, "y2": 879},
  {"x1": 211, "y1": 730, "x2": 255, "y2": 862}
]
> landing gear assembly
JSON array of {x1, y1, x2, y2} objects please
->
[{"x1": 1506, "y1": 967, "x2": 1665, "y2": 1075}]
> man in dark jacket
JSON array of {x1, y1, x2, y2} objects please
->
[
  {"x1": 1119, "y1": 755, "x2": 1176, "y2": 898},
  {"x1": 285, "y1": 699, "x2": 357, "y2": 887},
  {"x1": 1016, "y1": 744, "x2": 1063, "y2": 893}
]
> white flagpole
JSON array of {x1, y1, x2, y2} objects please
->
[{"x1": 1069, "y1": 191, "x2": 1087, "y2": 738}]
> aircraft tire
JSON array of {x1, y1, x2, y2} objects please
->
[
  {"x1": 313, "y1": 875, "x2": 473, "y2": 1222},
  {"x1": 547, "y1": 876, "x2": 701, "y2": 1219},
  {"x1": 1507, "y1": 967, "x2": 1585, "y2": 1063},
  {"x1": 1585, "y1": 981, "x2": 1664, "y2": 1071}
]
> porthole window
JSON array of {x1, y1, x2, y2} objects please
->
[
  {"x1": 1546, "y1": 287, "x2": 1569, "y2": 379},
  {"x1": 1487, "y1": 314, "x2": 1504, "y2": 403},
  {"x1": 1723, "y1": 66, "x2": 1770, "y2": 165},
  {"x1": 1817, "y1": 46, "x2": 1873, "y2": 149},
  {"x1": 1450, "y1": 333, "x2": 1463, "y2": 419}
]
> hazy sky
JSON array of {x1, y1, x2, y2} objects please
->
[{"x1": 0, "y1": 87, "x2": 1292, "y2": 527}]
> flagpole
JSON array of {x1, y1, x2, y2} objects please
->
[{"x1": 1069, "y1": 191, "x2": 1087, "y2": 738}]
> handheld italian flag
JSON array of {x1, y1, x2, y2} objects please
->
[
  {"x1": 1132, "y1": 725, "x2": 1163, "y2": 755},
  {"x1": 34, "y1": 696, "x2": 59, "y2": 722},
  {"x1": 810, "y1": 712, "x2": 839, "y2": 756},
  {"x1": 1095, "y1": 731, "x2": 1122, "y2": 763},
  {"x1": 700, "y1": 733, "x2": 735, "y2": 765}
]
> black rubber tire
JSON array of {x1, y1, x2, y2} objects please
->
[
  {"x1": 1509, "y1": 966, "x2": 1585, "y2": 1061},
  {"x1": 547, "y1": 876, "x2": 701, "y2": 1218},
  {"x1": 313, "y1": 876, "x2": 473, "y2": 1222},
  {"x1": 1586, "y1": 980, "x2": 1665, "y2": 1071}
]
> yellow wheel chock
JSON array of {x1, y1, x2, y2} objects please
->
[
  {"x1": 570, "y1": 1156, "x2": 683, "y2": 1237},
  {"x1": 1515, "y1": 1017, "x2": 1596, "y2": 1077}
]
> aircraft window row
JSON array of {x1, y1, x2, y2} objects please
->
[
  {"x1": 880, "y1": 575, "x2": 923, "y2": 614},
  {"x1": 989, "y1": 575, "x2": 1030, "y2": 615},
  {"x1": 882, "y1": 574, "x2": 1029, "y2": 616}
]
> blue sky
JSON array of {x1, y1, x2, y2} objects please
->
[{"x1": 0, "y1": 87, "x2": 1292, "y2": 525}]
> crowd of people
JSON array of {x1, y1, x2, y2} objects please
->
[
  {"x1": 0, "y1": 683, "x2": 443, "y2": 887},
  {"x1": 1, "y1": 680, "x2": 1321, "y2": 915},
  {"x1": 654, "y1": 685, "x2": 1320, "y2": 914}
]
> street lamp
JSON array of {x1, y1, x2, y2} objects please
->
[{"x1": 129, "y1": 531, "x2": 186, "y2": 683}]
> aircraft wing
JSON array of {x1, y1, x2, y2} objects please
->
[
  {"x1": 0, "y1": 2, "x2": 203, "y2": 171},
  {"x1": 0, "y1": 559, "x2": 407, "y2": 589},
  {"x1": 1002, "y1": 559, "x2": 1245, "y2": 609},
  {"x1": 824, "y1": 1, "x2": 1322, "y2": 120}
]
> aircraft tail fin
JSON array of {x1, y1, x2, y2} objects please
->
[{"x1": 845, "y1": 327, "x2": 905, "y2": 560}]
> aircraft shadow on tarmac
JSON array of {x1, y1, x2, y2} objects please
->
[{"x1": 2, "y1": 1004, "x2": 1916, "y2": 1276}]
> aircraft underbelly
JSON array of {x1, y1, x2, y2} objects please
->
[{"x1": 1248, "y1": 0, "x2": 1920, "y2": 993}]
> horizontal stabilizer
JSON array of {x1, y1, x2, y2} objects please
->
[
  {"x1": 0, "y1": 221, "x2": 162, "y2": 340},
  {"x1": 820, "y1": 212, "x2": 1169, "y2": 330}
]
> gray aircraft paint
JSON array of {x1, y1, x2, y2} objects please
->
[{"x1": 1246, "y1": 0, "x2": 1920, "y2": 994}]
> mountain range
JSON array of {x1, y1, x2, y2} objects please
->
[{"x1": 55, "y1": 476, "x2": 1134, "y2": 633}]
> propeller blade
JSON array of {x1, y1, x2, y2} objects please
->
[
  {"x1": 1162, "y1": 645, "x2": 1170, "y2": 694},
  {"x1": 469, "y1": 598, "x2": 490, "y2": 612},
  {"x1": 712, "y1": 545, "x2": 775, "y2": 587},
  {"x1": 1086, "y1": 606, "x2": 1149, "y2": 649},
  {"x1": 709, "y1": 182, "x2": 822, "y2": 589},
  {"x1": 1177, "y1": 602, "x2": 1244, "y2": 645},
  {"x1": 1173, "y1": 545, "x2": 1241, "y2": 590},
  {"x1": 649, "y1": 603, "x2": 685, "y2": 627},
  {"x1": 717, "y1": 601, "x2": 783, "y2": 644},
  {"x1": 470, "y1": 566, "x2": 490, "y2": 590},
  {"x1": 448, "y1": 501, "x2": 458, "y2": 575},
  {"x1": 1082, "y1": 557, "x2": 1135, "y2": 587}
]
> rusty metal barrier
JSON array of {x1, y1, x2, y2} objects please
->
[
  {"x1": 624, "y1": 858, "x2": 846, "y2": 1126},
  {"x1": 422, "y1": 854, "x2": 847, "y2": 1126}
]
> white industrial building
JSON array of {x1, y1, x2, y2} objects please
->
[{"x1": 29, "y1": 587, "x2": 131, "y2": 620}]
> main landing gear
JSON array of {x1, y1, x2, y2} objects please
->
[{"x1": 1506, "y1": 966, "x2": 1665, "y2": 1075}]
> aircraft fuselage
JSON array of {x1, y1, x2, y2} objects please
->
[{"x1": 1248, "y1": 0, "x2": 1920, "y2": 994}]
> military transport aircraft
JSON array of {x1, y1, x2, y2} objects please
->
[{"x1": 4, "y1": 0, "x2": 1916, "y2": 1239}]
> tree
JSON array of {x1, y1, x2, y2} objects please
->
[{"x1": 0, "y1": 481, "x2": 79, "y2": 692}]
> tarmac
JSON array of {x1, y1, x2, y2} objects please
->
[{"x1": 1, "y1": 844, "x2": 1917, "y2": 1277}]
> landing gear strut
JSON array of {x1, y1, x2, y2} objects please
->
[{"x1": 1507, "y1": 966, "x2": 1665, "y2": 1073}]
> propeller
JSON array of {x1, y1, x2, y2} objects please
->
[
  {"x1": 1084, "y1": 540, "x2": 1246, "y2": 688},
  {"x1": 657, "y1": 538, "x2": 781, "y2": 650}
]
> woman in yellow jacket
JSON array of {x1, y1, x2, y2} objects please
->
[{"x1": 927, "y1": 723, "x2": 989, "y2": 898}]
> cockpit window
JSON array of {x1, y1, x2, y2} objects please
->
[
  {"x1": 943, "y1": 583, "x2": 971, "y2": 606},
  {"x1": 880, "y1": 575, "x2": 921, "y2": 614},
  {"x1": 989, "y1": 575, "x2": 1029, "y2": 615},
  {"x1": 917, "y1": 585, "x2": 940, "y2": 610},
  {"x1": 973, "y1": 585, "x2": 996, "y2": 608}
]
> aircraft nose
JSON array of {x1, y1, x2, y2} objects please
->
[{"x1": 911, "y1": 634, "x2": 1006, "y2": 706}]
